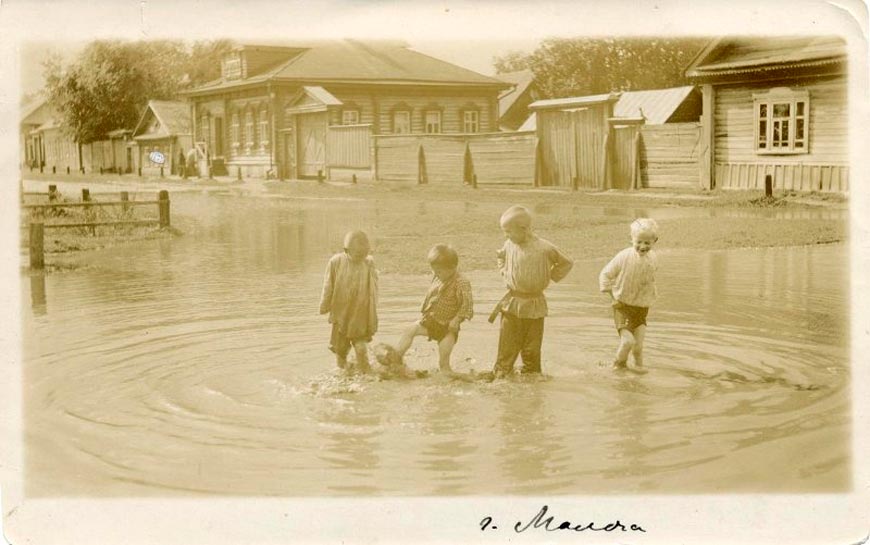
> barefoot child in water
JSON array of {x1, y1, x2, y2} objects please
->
[
  {"x1": 319, "y1": 231, "x2": 378, "y2": 373},
  {"x1": 489, "y1": 205, "x2": 573, "y2": 378},
  {"x1": 388, "y1": 244, "x2": 474, "y2": 376},
  {"x1": 599, "y1": 218, "x2": 659, "y2": 373}
]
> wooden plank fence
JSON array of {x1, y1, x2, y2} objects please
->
[
  {"x1": 372, "y1": 131, "x2": 537, "y2": 186},
  {"x1": 639, "y1": 122, "x2": 700, "y2": 189},
  {"x1": 23, "y1": 187, "x2": 170, "y2": 269},
  {"x1": 714, "y1": 162, "x2": 849, "y2": 193}
]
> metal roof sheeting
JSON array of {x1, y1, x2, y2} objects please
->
[
  {"x1": 521, "y1": 85, "x2": 698, "y2": 130},
  {"x1": 613, "y1": 86, "x2": 695, "y2": 124}
]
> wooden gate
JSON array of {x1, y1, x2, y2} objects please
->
[
  {"x1": 297, "y1": 112, "x2": 327, "y2": 178},
  {"x1": 611, "y1": 123, "x2": 643, "y2": 190},
  {"x1": 537, "y1": 107, "x2": 609, "y2": 189}
]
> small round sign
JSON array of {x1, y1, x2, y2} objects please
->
[{"x1": 149, "y1": 151, "x2": 165, "y2": 165}]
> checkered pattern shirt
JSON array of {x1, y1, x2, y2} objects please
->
[{"x1": 421, "y1": 272, "x2": 474, "y2": 324}]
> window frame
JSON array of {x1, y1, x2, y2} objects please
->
[
  {"x1": 258, "y1": 108, "x2": 270, "y2": 151},
  {"x1": 230, "y1": 112, "x2": 240, "y2": 151},
  {"x1": 424, "y1": 110, "x2": 442, "y2": 134},
  {"x1": 392, "y1": 110, "x2": 411, "y2": 134},
  {"x1": 244, "y1": 108, "x2": 255, "y2": 154},
  {"x1": 462, "y1": 109, "x2": 480, "y2": 133},
  {"x1": 341, "y1": 109, "x2": 360, "y2": 125},
  {"x1": 753, "y1": 88, "x2": 810, "y2": 155}
]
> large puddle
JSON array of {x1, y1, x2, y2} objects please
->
[{"x1": 22, "y1": 192, "x2": 850, "y2": 496}]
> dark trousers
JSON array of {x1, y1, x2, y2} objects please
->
[{"x1": 493, "y1": 312, "x2": 545, "y2": 376}]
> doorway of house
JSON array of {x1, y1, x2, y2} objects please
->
[{"x1": 296, "y1": 112, "x2": 327, "y2": 179}]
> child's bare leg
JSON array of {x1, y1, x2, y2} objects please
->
[
  {"x1": 352, "y1": 341, "x2": 372, "y2": 373},
  {"x1": 613, "y1": 329, "x2": 636, "y2": 368},
  {"x1": 396, "y1": 322, "x2": 427, "y2": 358},
  {"x1": 437, "y1": 332, "x2": 457, "y2": 373},
  {"x1": 631, "y1": 325, "x2": 647, "y2": 368}
]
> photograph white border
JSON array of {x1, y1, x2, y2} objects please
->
[{"x1": 1, "y1": 1, "x2": 868, "y2": 543}]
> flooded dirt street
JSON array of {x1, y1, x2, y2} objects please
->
[{"x1": 22, "y1": 192, "x2": 850, "y2": 496}]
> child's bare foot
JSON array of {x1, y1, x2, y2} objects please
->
[
  {"x1": 629, "y1": 366, "x2": 649, "y2": 375},
  {"x1": 612, "y1": 360, "x2": 629, "y2": 371},
  {"x1": 336, "y1": 358, "x2": 348, "y2": 370}
]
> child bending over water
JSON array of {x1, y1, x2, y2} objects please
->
[
  {"x1": 319, "y1": 231, "x2": 378, "y2": 373},
  {"x1": 599, "y1": 218, "x2": 659, "y2": 373}
]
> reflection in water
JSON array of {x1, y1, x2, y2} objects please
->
[
  {"x1": 30, "y1": 273, "x2": 46, "y2": 316},
  {"x1": 21, "y1": 193, "x2": 850, "y2": 496}
]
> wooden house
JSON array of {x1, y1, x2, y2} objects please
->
[
  {"x1": 498, "y1": 70, "x2": 539, "y2": 131},
  {"x1": 132, "y1": 100, "x2": 193, "y2": 176},
  {"x1": 686, "y1": 37, "x2": 848, "y2": 192},
  {"x1": 20, "y1": 98, "x2": 54, "y2": 169},
  {"x1": 182, "y1": 41, "x2": 509, "y2": 180}
]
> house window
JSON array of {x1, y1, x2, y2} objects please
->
[
  {"x1": 342, "y1": 110, "x2": 360, "y2": 125},
  {"x1": 244, "y1": 110, "x2": 254, "y2": 153},
  {"x1": 231, "y1": 112, "x2": 240, "y2": 150},
  {"x1": 463, "y1": 110, "x2": 480, "y2": 133},
  {"x1": 393, "y1": 111, "x2": 411, "y2": 134},
  {"x1": 259, "y1": 109, "x2": 270, "y2": 151},
  {"x1": 425, "y1": 110, "x2": 441, "y2": 134},
  {"x1": 754, "y1": 89, "x2": 809, "y2": 154},
  {"x1": 224, "y1": 56, "x2": 241, "y2": 80}
]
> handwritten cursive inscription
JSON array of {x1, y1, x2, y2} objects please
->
[{"x1": 481, "y1": 505, "x2": 646, "y2": 534}]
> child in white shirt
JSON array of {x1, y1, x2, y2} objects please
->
[{"x1": 599, "y1": 218, "x2": 659, "y2": 373}]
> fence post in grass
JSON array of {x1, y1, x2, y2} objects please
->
[
  {"x1": 317, "y1": 169, "x2": 324, "y2": 184},
  {"x1": 238, "y1": 167, "x2": 243, "y2": 181},
  {"x1": 160, "y1": 166, "x2": 164, "y2": 178},
  {"x1": 82, "y1": 188, "x2": 95, "y2": 236},
  {"x1": 417, "y1": 145, "x2": 427, "y2": 185},
  {"x1": 48, "y1": 185, "x2": 58, "y2": 203},
  {"x1": 472, "y1": 174, "x2": 478, "y2": 189},
  {"x1": 66, "y1": 166, "x2": 70, "y2": 175},
  {"x1": 52, "y1": 166, "x2": 56, "y2": 174},
  {"x1": 352, "y1": 174, "x2": 357, "y2": 184},
  {"x1": 463, "y1": 142, "x2": 474, "y2": 185},
  {"x1": 158, "y1": 190, "x2": 170, "y2": 228},
  {"x1": 120, "y1": 191, "x2": 129, "y2": 214},
  {"x1": 30, "y1": 222, "x2": 44, "y2": 270},
  {"x1": 572, "y1": 176, "x2": 579, "y2": 191},
  {"x1": 765, "y1": 174, "x2": 773, "y2": 197}
]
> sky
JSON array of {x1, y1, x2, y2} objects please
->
[{"x1": 19, "y1": 37, "x2": 542, "y2": 100}]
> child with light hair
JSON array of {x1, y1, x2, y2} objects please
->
[
  {"x1": 319, "y1": 230, "x2": 379, "y2": 373},
  {"x1": 599, "y1": 218, "x2": 660, "y2": 373},
  {"x1": 489, "y1": 205, "x2": 574, "y2": 378}
]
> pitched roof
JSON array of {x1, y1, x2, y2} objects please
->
[
  {"x1": 132, "y1": 100, "x2": 191, "y2": 140},
  {"x1": 529, "y1": 92, "x2": 620, "y2": 111},
  {"x1": 497, "y1": 70, "x2": 536, "y2": 118},
  {"x1": 187, "y1": 40, "x2": 509, "y2": 94},
  {"x1": 521, "y1": 85, "x2": 700, "y2": 130},
  {"x1": 686, "y1": 36, "x2": 847, "y2": 79},
  {"x1": 21, "y1": 97, "x2": 52, "y2": 127},
  {"x1": 613, "y1": 86, "x2": 696, "y2": 124}
]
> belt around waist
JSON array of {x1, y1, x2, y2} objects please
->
[{"x1": 487, "y1": 290, "x2": 544, "y2": 323}]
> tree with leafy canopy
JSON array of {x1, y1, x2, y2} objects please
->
[
  {"x1": 43, "y1": 39, "x2": 233, "y2": 145},
  {"x1": 494, "y1": 37, "x2": 708, "y2": 99}
]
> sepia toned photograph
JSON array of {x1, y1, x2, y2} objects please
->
[{"x1": 2, "y1": 1, "x2": 868, "y2": 543}]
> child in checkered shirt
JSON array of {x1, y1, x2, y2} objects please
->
[{"x1": 392, "y1": 244, "x2": 474, "y2": 375}]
